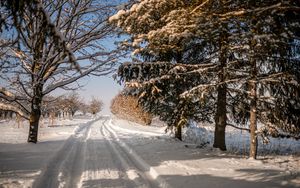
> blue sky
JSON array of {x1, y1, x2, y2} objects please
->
[
  {"x1": 77, "y1": 73, "x2": 123, "y2": 115},
  {"x1": 52, "y1": 71, "x2": 123, "y2": 115},
  {"x1": 76, "y1": 36, "x2": 129, "y2": 114}
]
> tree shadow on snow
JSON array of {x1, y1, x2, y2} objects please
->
[
  {"x1": 91, "y1": 131, "x2": 299, "y2": 188},
  {"x1": 160, "y1": 172, "x2": 298, "y2": 188},
  {"x1": 0, "y1": 140, "x2": 66, "y2": 187}
]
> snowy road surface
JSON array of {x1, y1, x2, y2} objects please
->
[{"x1": 0, "y1": 116, "x2": 299, "y2": 188}]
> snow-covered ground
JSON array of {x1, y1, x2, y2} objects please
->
[
  {"x1": 183, "y1": 122, "x2": 300, "y2": 156},
  {"x1": 0, "y1": 116, "x2": 299, "y2": 188}
]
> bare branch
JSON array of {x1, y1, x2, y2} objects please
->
[
  {"x1": 43, "y1": 58, "x2": 116, "y2": 95},
  {"x1": 227, "y1": 123, "x2": 250, "y2": 132},
  {"x1": 0, "y1": 102, "x2": 29, "y2": 120}
]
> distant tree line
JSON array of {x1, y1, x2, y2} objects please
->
[
  {"x1": 0, "y1": 92, "x2": 103, "y2": 121},
  {"x1": 42, "y1": 93, "x2": 103, "y2": 119}
]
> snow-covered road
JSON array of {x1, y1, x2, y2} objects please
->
[
  {"x1": 0, "y1": 116, "x2": 299, "y2": 188},
  {"x1": 21, "y1": 117, "x2": 168, "y2": 188}
]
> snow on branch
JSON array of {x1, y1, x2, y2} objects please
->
[
  {"x1": 118, "y1": 61, "x2": 218, "y2": 82},
  {"x1": 0, "y1": 102, "x2": 29, "y2": 120},
  {"x1": 257, "y1": 123, "x2": 300, "y2": 143},
  {"x1": 227, "y1": 123, "x2": 250, "y2": 132},
  {"x1": 0, "y1": 86, "x2": 31, "y2": 113},
  {"x1": 191, "y1": 0, "x2": 210, "y2": 14},
  {"x1": 35, "y1": 0, "x2": 80, "y2": 72},
  {"x1": 0, "y1": 87, "x2": 15, "y2": 99},
  {"x1": 216, "y1": 3, "x2": 300, "y2": 20},
  {"x1": 10, "y1": 48, "x2": 33, "y2": 74},
  {"x1": 180, "y1": 77, "x2": 250, "y2": 99}
]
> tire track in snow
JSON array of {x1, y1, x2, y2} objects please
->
[
  {"x1": 78, "y1": 118, "x2": 136, "y2": 188},
  {"x1": 100, "y1": 119, "x2": 151, "y2": 187},
  {"x1": 103, "y1": 120, "x2": 172, "y2": 188},
  {"x1": 109, "y1": 119, "x2": 163, "y2": 137},
  {"x1": 33, "y1": 117, "x2": 171, "y2": 188},
  {"x1": 32, "y1": 118, "x2": 97, "y2": 188}
]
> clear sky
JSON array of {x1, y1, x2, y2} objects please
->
[
  {"x1": 77, "y1": 73, "x2": 123, "y2": 115},
  {"x1": 52, "y1": 69, "x2": 124, "y2": 115},
  {"x1": 58, "y1": 71, "x2": 123, "y2": 115}
]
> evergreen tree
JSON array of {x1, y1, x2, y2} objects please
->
[
  {"x1": 111, "y1": 0, "x2": 229, "y2": 146},
  {"x1": 118, "y1": 62, "x2": 215, "y2": 140},
  {"x1": 112, "y1": 0, "x2": 300, "y2": 156}
]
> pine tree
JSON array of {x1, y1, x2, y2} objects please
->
[
  {"x1": 112, "y1": 0, "x2": 300, "y2": 156},
  {"x1": 118, "y1": 62, "x2": 215, "y2": 140},
  {"x1": 112, "y1": 0, "x2": 230, "y2": 145}
]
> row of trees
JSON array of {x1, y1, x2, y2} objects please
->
[
  {"x1": 0, "y1": 0, "x2": 120, "y2": 142},
  {"x1": 42, "y1": 92, "x2": 103, "y2": 118},
  {"x1": 0, "y1": 109, "x2": 15, "y2": 119},
  {"x1": 0, "y1": 93, "x2": 103, "y2": 120},
  {"x1": 110, "y1": 0, "x2": 300, "y2": 159}
]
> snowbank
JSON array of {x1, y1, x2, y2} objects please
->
[{"x1": 183, "y1": 122, "x2": 300, "y2": 156}]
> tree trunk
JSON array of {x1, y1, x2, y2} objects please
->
[
  {"x1": 249, "y1": 80, "x2": 258, "y2": 159},
  {"x1": 27, "y1": 85, "x2": 43, "y2": 143},
  {"x1": 248, "y1": 32, "x2": 258, "y2": 158},
  {"x1": 28, "y1": 109, "x2": 41, "y2": 143},
  {"x1": 213, "y1": 27, "x2": 228, "y2": 151},
  {"x1": 9, "y1": 111, "x2": 13, "y2": 119},
  {"x1": 213, "y1": 85, "x2": 227, "y2": 151},
  {"x1": 249, "y1": 56, "x2": 258, "y2": 158},
  {"x1": 175, "y1": 124, "x2": 182, "y2": 141}
]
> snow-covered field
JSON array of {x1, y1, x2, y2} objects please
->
[{"x1": 0, "y1": 116, "x2": 299, "y2": 188}]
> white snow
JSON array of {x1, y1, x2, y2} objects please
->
[
  {"x1": 0, "y1": 116, "x2": 299, "y2": 188},
  {"x1": 109, "y1": 10, "x2": 126, "y2": 23},
  {"x1": 183, "y1": 122, "x2": 300, "y2": 156}
]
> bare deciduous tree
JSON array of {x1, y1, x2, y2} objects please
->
[
  {"x1": 88, "y1": 97, "x2": 103, "y2": 115},
  {"x1": 0, "y1": 0, "x2": 120, "y2": 143},
  {"x1": 64, "y1": 92, "x2": 82, "y2": 117}
]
